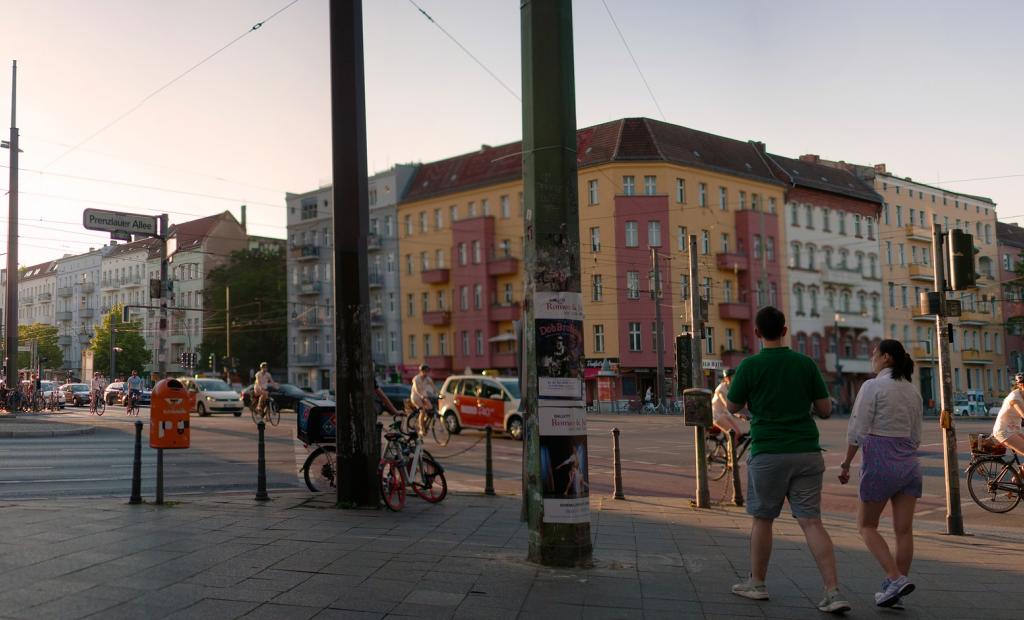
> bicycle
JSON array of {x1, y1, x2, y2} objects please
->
[
  {"x1": 89, "y1": 389, "x2": 105, "y2": 416},
  {"x1": 46, "y1": 391, "x2": 60, "y2": 412},
  {"x1": 403, "y1": 403, "x2": 450, "y2": 447},
  {"x1": 966, "y1": 433, "x2": 1022, "y2": 513},
  {"x1": 125, "y1": 391, "x2": 141, "y2": 417},
  {"x1": 380, "y1": 418, "x2": 447, "y2": 511},
  {"x1": 251, "y1": 393, "x2": 281, "y2": 426},
  {"x1": 642, "y1": 400, "x2": 670, "y2": 415},
  {"x1": 705, "y1": 424, "x2": 752, "y2": 481},
  {"x1": 302, "y1": 440, "x2": 337, "y2": 492}
]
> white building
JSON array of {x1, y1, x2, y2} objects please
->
[{"x1": 55, "y1": 247, "x2": 110, "y2": 373}]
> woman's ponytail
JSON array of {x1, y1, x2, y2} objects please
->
[{"x1": 879, "y1": 339, "x2": 914, "y2": 381}]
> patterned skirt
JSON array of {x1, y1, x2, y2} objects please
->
[{"x1": 859, "y1": 434, "x2": 922, "y2": 503}]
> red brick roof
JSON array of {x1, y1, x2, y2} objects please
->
[
  {"x1": 402, "y1": 118, "x2": 783, "y2": 202},
  {"x1": 20, "y1": 260, "x2": 57, "y2": 281},
  {"x1": 997, "y1": 221, "x2": 1024, "y2": 249},
  {"x1": 169, "y1": 211, "x2": 239, "y2": 252},
  {"x1": 766, "y1": 153, "x2": 882, "y2": 204}
]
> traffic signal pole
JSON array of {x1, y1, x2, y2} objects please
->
[
  {"x1": 931, "y1": 224, "x2": 964, "y2": 535},
  {"x1": 6, "y1": 61, "x2": 19, "y2": 387}
]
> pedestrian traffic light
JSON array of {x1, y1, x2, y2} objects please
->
[{"x1": 948, "y1": 230, "x2": 978, "y2": 291}]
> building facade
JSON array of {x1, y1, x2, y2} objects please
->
[
  {"x1": 54, "y1": 247, "x2": 109, "y2": 373},
  {"x1": 997, "y1": 220, "x2": 1024, "y2": 377}
]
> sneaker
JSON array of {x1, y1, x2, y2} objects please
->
[
  {"x1": 817, "y1": 589, "x2": 851, "y2": 614},
  {"x1": 890, "y1": 598, "x2": 905, "y2": 610},
  {"x1": 876, "y1": 575, "x2": 914, "y2": 608},
  {"x1": 731, "y1": 577, "x2": 769, "y2": 600}
]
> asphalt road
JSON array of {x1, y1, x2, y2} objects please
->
[{"x1": 2, "y1": 407, "x2": 1017, "y2": 534}]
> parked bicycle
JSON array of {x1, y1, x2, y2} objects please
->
[
  {"x1": 251, "y1": 394, "x2": 281, "y2": 426},
  {"x1": 966, "y1": 433, "x2": 1022, "y2": 513},
  {"x1": 380, "y1": 417, "x2": 447, "y2": 511},
  {"x1": 301, "y1": 439, "x2": 337, "y2": 492},
  {"x1": 46, "y1": 390, "x2": 61, "y2": 412},
  {"x1": 705, "y1": 426, "x2": 752, "y2": 481}
]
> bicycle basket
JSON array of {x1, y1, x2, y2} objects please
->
[{"x1": 969, "y1": 433, "x2": 1006, "y2": 456}]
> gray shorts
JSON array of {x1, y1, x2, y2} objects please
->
[{"x1": 746, "y1": 451, "x2": 825, "y2": 520}]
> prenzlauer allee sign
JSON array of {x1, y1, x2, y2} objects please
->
[{"x1": 82, "y1": 208, "x2": 158, "y2": 236}]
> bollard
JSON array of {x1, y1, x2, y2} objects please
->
[
  {"x1": 484, "y1": 426, "x2": 495, "y2": 496},
  {"x1": 728, "y1": 429, "x2": 744, "y2": 507},
  {"x1": 155, "y1": 448, "x2": 164, "y2": 505},
  {"x1": 255, "y1": 421, "x2": 270, "y2": 501},
  {"x1": 611, "y1": 427, "x2": 625, "y2": 500},
  {"x1": 129, "y1": 420, "x2": 143, "y2": 504}
]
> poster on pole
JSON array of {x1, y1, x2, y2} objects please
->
[
  {"x1": 540, "y1": 432, "x2": 590, "y2": 523},
  {"x1": 535, "y1": 292, "x2": 584, "y2": 399}
]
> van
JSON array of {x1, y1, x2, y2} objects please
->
[{"x1": 437, "y1": 375, "x2": 523, "y2": 440}]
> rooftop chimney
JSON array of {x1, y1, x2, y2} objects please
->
[
  {"x1": 799, "y1": 154, "x2": 820, "y2": 163},
  {"x1": 240, "y1": 204, "x2": 247, "y2": 231},
  {"x1": 873, "y1": 163, "x2": 887, "y2": 174}
]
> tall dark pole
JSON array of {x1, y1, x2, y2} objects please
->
[
  {"x1": 652, "y1": 248, "x2": 665, "y2": 406},
  {"x1": 330, "y1": 1, "x2": 378, "y2": 507},
  {"x1": 5, "y1": 61, "x2": 19, "y2": 386},
  {"x1": 522, "y1": 0, "x2": 591, "y2": 567}
]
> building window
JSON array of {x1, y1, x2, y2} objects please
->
[
  {"x1": 648, "y1": 221, "x2": 661, "y2": 247},
  {"x1": 588, "y1": 180, "x2": 599, "y2": 205},
  {"x1": 625, "y1": 221, "x2": 639, "y2": 247},
  {"x1": 627, "y1": 271, "x2": 640, "y2": 299},
  {"x1": 504, "y1": 283, "x2": 513, "y2": 304},
  {"x1": 699, "y1": 183, "x2": 707, "y2": 207},
  {"x1": 677, "y1": 178, "x2": 686, "y2": 203},
  {"x1": 590, "y1": 227, "x2": 601, "y2": 252},
  {"x1": 753, "y1": 235, "x2": 762, "y2": 259},
  {"x1": 461, "y1": 331, "x2": 469, "y2": 355},
  {"x1": 701, "y1": 230, "x2": 710, "y2": 255},
  {"x1": 718, "y1": 186, "x2": 726, "y2": 210},
  {"x1": 474, "y1": 284, "x2": 482, "y2": 309},
  {"x1": 721, "y1": 233, "x2": 730, "y2": 254},
  {"x1": 644, "y1": 175, "x2": 657, "y2": 195},
  {"x1": 460, "y1": 286, "x2": 469, "y2": 311},
  {"x1": 766, "y1": 237, "x2": 775, "y2": 262},
  {"x1": 677, "y1": 226, "x2": 688, "y2": 251},
  {"x1": 854, "y1": 214, "x2": 862, "y2": 237},
  {"x1": 434, "y1": 209, "x2": 442, "y2": 230},
  {"x1": 404, "y1": 215, "x2": 412, "y2": 237},
  {"x1": 423, "y1": 334, "x2": 432, "y2": 357},
  {"x1": 594, "y1": 325, "x2": 605, "y2": 353},
  {"x1": 481, "y1": 198, "x2": 490, "y2": 216},
  {"x1": 407, "y1": 294, "x2": 414, "y2": 317},
  {"x1": 476, "y1": 330, "x2": 484, "y2": 355},
  {"x1": 738, "y1": 191, "x2": 746, "y2": 210},
  {"x1": 838, "y1": 212, "x2": 846, "y2": 235},
  {"x1": 628, "y1": 322, "x2": 642, "y2": 352},
  {"x1": 449, "y1": 205, "x2": 458, "y2": 223},
  {"x1": 680, "y1": 275, "x2": 689, "y2": 300},
  {"x1": 867, "y1": 217, "x2": 874, "y2": 239},
  {"x1": 472, "y1": 241, "x2": 481, "y2": 263},
  {"x1": 592, "y1": 274, "x2": 603, "y2": 301},
  {"x1": 500, "y1": 195, "x2": 510, "y2": 219},
  {"x1": 409, "y1": 335, "x2": 417, "y2": 358},
  {"x1": 622, "y1": 176, "x2": 635, "y2": 196},
  {"x1": 705, "y1": 326, "x2": 714, "y2": 355},
  {"x1": 458, "y1": 243, "x2": 467, "y2": 266},
  {"x1": 790, "y1": 203, "x2": 799, "y2": 226}
]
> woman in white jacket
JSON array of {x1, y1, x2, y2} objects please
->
[{"x1": 838, "y1": 339, "x2": 922, "y2": 609}]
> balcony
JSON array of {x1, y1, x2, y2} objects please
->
[
  {"x1": 822, "y1": 267, "x2": 862, "y2": 288},
  {"x1": 491, "y1": 351, "x2": 518, "y2": 368},
  {"x1": 904, "y1": 224, "x2": 933, "y2": 242},
  {"x1": 101, "y1": 278, "x2": 117, "y2": 291},
  {"x1": 370, "y1": 310, "x2": 385, "y2": 327},
  {"x1": 56, "y1": 311, "x2": 73, "y2": 322},
  {"x1": 298, "y1": 281, "x2": 322, "y2": 296},
  {"x1": 294, "y1": 353, "x2": 321, "y2": 365},
  {"x1": 718, "y1": 302, "x2": 751, "y2": 321},
  {"x1": 80, "y1": 282, "x2": 95, "y2": 294},
  {"x1": 78, "y1": 333, "x2": 91, "y2": 344},
  {"x1": 367, "y1": 233, "x2": 382, "y2": 251},
  {"x1": 911, "y1": 309, "x2": 934, "y2": 321},
  {"x1": 487, "y1": 256, "x2": 519, "y2": 276},
  {"x1": 421, "y1": 268, "x2": 450, "y2": 285},
  {"x1": 21, "y1": 295, "x2": 34, "y2": 306},
  {"x1": 716, "y1": 252, "x2": 749, "y2": 272},
  {"x1": 424, "y1": 355, "x2": 453, "y2": 371},
  {"x1": 292, "y1": 244, "x2": 321, "y2": 261},
  {"x1": 912, "y1": 346, "x2": 937, "y2": 361},
  {"x1": 959, "y1": 308, "x2": 991, "y2": 325},
  {"x1": 721, "y1": 350, "x2": 747, "y2": 369},
  {"x1": 835, "y1": 357, "x2": 872, "y2": 374},
  {"x1": 490, "y1": 304, "x2": 521, "y2": 322},
  {"x1": 57, "y1": 286, "x2": 73, "y2": 297},
  {"x1": 297, "y1": 317, "x2": 321, "y2": 331},
  {"x1": 37, "y1": 292, "x2": 52, "y2": 302},
  {"x1": 57, "y1": 335, "x2": 71, "y2": 346},
  {"x1": 960, "y1": 349, "x2": 993, "y2": 365},
  {"x1": 123, "y1": 276, "x2": 142, "y2": 288},
  {"x1": 833, "y1": 311, "x2": 874, "y2": 331},
  {"x1": 80, "y1": 308, "x2": 95, "y2": 319},
  {"x1": 368, "y1": 273, "x2": 384, "y2": 288},
  {"x1": 907, "y1": 263, "x2": 933, "y2": 282},
  {"x1": 423, "y1": 311, "x2": 450, "y2": 326}
]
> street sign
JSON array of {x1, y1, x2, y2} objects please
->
[{"x1": 83, "y1": 209, "x2": 158, "y2": 237}]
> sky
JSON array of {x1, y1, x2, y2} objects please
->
[{"x1": 1, "y1": 0, "x2": 1022, "y2": 266}]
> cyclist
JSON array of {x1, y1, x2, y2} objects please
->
[
  {"x1": 712, "y1": 368, "x2": 749, "y2": 441},
  {"x1": 992, "y1": 373, "x2": 1024, "y2": 466},
  {"x1": 410, "y1": 364, "x2": 437, "y2": 433},
  {"x1": 125, "y1": 369, "x2": 144, "y2": 414},
  {"x1": 90, "y1": 372, "x2": 107, "y2": 412},
  {"x1": 253, "y1": 362, "x2": 279, "y2": 415}
]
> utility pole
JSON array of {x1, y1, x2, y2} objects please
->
[
  {"x1": 330, "y1": 0, "x2": 378, "y2": 508},
  {"x1": 225, "y1": 286, "x2": 231, "y2": 361},
  {"x1": 651, "y1": 248, "x2": 665, "y2": 406},
  {"x1": 522, "y1": 0, "x2": 591, "y2": 567},
  {"x1": 931, "y1": 224, "x2": 964, "y2": 535},
  {"x1": 158, "y1": 214, "x2": 169, "y2": 377},
  {"x1": 5, "y1": 61, "x2": 19, "y2": 386},
  {"x1": 688, "y1": 234, "x2": 709, "y2": 507}
]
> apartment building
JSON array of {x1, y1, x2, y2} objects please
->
[
  {"x1": 398, "y1": 118, "x2": 789, "y2": 399},
  {"x1": 17, "y1": 261, "x2": 58, "y2": 328},
  {"x1": 997, "y1": 220, "x2": 1024, "y2": 376},
  {"x1": 284, "y1": 164, "x2": 416, "y2": 392},
  {"x1": 766, "y1": 154, "x2": 884, "y2": 409},
  {"x1": 54, "y1": 247, "x2": 109, "y2": 373}
]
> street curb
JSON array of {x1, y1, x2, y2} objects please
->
[{"x1": 0, "y1": 425, "x2": 95, "y2": 438}]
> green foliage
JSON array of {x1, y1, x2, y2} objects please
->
[
  {"x1": 91, "y1": 304, "x2": 151, "y2": 377},
  {"x1": 199, "y1": 247, "x2": 287, "y2": 378},
  {"x1": 16, "y1": 323, "x2": 62, "y2": 369}
]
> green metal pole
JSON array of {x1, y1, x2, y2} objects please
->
[{"x1": 522, "y1": 0, "x2": 592, "y2": 567}]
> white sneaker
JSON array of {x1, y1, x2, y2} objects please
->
[
  {"x1": 731, "y1": 577, "x2": 769, "y2": 600},
  {"x1": 817, "y1": 589, "x2": 851, "y2": 614}
]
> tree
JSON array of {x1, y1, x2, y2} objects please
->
[
  {"x1": 15, "y1": 323, "x2": 62, "y2": 370},
  {"x1": 199, "y1": 247, "x2": 287, "y2": 380},
  {"x1": 91, "y1": 305, "x2": 151, "y2": 378}
]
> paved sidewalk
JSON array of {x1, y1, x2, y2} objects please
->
[{"x1": 0, "y1": 490, "x2": 1020, "y2": 619}]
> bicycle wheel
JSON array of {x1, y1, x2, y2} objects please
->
[
  {"x1": 250, "y1": 403, "x2": 261, "y2": 424},
  {"x1": 379, "y1": 459, "x2": 406, "y2": 511},
  {"x1": 303, "y1": 445, "x2": 338, "y2": 492},
  {"x1": 404, "y1": 410, "x2": 421, "y2": 435},
  {"x1": 431, "y1": 413, "x2": 450, "y2": 447},
  {"x1": 411, "y1": 455, "x2": 448, "y2": 503},
  {"x1": 705, "y1": 435, "x2": 730, "y2": 481},
  {"x1": 967, "y1": 458, "x2": 1021, "y2": 513},
  {"x1": 268, "y1": 399, "x2": 281, "y2": 426}
]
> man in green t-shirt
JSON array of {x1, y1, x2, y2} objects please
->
[{"x1": 726, "y1": 306, "x2": 850, "y2": 614}]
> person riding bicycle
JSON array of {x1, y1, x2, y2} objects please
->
[
  {"x1": 90, "y1": 372, "x2": 106, "y2": 408},
  {"x1": 411, "y1": 364, "x2": 437, "y2": 433},
  {"x1": 992, "y1": 374, "x2": 1024, "y2": 483},
  {"x1": 713, "y1": 368, "x2": 749, "y2": 442},
  {"x1": 125, "y1": 369, "x2": 143, "y2": 413},
  {"x1": 253, "y1": 362, "x2": 278, "y2": 414}
]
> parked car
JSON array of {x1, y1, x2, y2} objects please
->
[
  {"x1": 378, "y1": 383, "x2": 411, "y2": 413},
  {"x1": 437, "y1": 374, "x2": 523, "y2": 440},
  {"x1": 104, "y1": 382, "x2": 127, "y2": 405},
  {"x1": 240, "y1": 383, "x2": 308, "y2": 412},
  {"x1": 38, "y1": 381, "x2": 66, "y2": 408},
  {"x1": 179, "y1": 377, "x2": 243, "y2": 416},
  {"x1": 60, "y1": 383, "x2": 93, "y2": 407}
]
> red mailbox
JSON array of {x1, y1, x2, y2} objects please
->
[{"x1": 150, "y1": 378, "x2": 191, "y2": 449}]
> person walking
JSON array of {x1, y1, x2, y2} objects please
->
[
  {"x1": 838, "y1": 339, "x2": 921, "y2": 609},
  {"x1": 726, "y1": 306, "x2": 850, "y2": 613}
]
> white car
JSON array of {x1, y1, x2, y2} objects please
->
[
  {"x1": 38, "y1": 380, "x2": 66, "y2": 408},
  {"x1": 179, "y1": 377, "x2": 243, "y2": 417}
]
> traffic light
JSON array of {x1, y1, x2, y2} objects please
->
[
  {"x1": 948, "y1": 230, "x2": 978, "y2": 291},
  {"x1": 208, "y1": 353, "x2": 216, "y2": 370},
  {"x1": 149, "y1": 278, "x2": 162, "y2": 299}
]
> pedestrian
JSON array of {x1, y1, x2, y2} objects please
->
[
  {"x1": 726, "y1": 306, "x2": 850, "y2": 613},
  {"x1": 838, "y1": 339, "x2": 921, "y2": 609}
]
